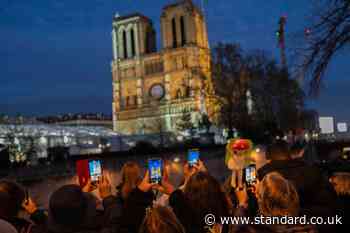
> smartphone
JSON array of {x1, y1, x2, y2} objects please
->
[
  {"x1": 244, "y1": 164, "x2": 257, "y2": 186},
  {"x1": 148, "y1": 158, "x2": 162, "y2": 184},
  {"x1": 188, "y1": 149, "x2": 200, "y2": 167},
  {"x1": 88, "y1": 160, "x2": 102, "y2": 182}
]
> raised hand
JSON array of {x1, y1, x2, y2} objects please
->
[
  {"x1": 138, "y1": 170, "x2": 155, "y2": 193},
  {"x1": 22, "y1": 197, "x2": 38, "y2": 215},
  {"x1": 82, "y1": 178, "x2": 93, "y2": 193},
  {"x1": 155, "y1": 162, "x2": 174, "y2": 195},
  {"x1": 193, "y1": 159, "x2": 207, "y2": 172},
  {"x1": 235, "y1": 187, "x2": 249, "y2": 208},
  {"x1": 98, "y1": 174, "x2": 112, "y2": 199}
]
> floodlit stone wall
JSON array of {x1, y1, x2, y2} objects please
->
[{"x1": 111, "y1": 1, "x2": 211, "y2": 135}]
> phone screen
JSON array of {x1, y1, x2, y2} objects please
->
[
  {"x1": 245, "y1": 165, "x2": 256, "y2": 185},
  {"x1": 88, "y1": 160, "x2": 102, "y2": 182},
  {"x1": 148, "y1": 158, "x2": 162, "y2": 184},
  {"x1": 188, "y1": 149, "x2": 200, "y2": 166}
]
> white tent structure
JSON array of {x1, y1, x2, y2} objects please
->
[{"x1": 0, "y1": 124, "x2": 121, "y2": 158}]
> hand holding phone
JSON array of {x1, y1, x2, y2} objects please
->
[
  {"x1": 188, "y1": 149, "x2": 200, "y2": 167},
  {"x1": 148, "y1": 158, "x2": 162, "y2": 184},
  {"x1": 244, "y1": 164, "x2": 257, "y2": 186},
  {"x1": 77, "y1": 159, "x2": 102, "y2": 188},
  {"x1": 97, "y1": 175, "x2": 112, "y2": 199},
  {"x1": 137, "y1": 170, "x2": 154, "y2": 193},
  {"x1": 88, "y1": 160, "x2": 102, "y2": 183}
]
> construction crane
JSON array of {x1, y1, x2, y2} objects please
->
[{"x1": 276, "y1": 16, "x2": 287, "y2": 70}]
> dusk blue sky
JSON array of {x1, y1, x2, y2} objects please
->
[{"x1": 0, "y1": 0, "x2": 349, "y2": 123}]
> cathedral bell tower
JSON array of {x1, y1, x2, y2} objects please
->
[
  {"x1": 161, "y1": 0, "x2": 209, "y2": 49},
  {"x1": 111, "y1": 1, "x2": 212, "y2": 134},
  {"x1": 112, "y1": 13, "x2": 156, "y2": 61}
]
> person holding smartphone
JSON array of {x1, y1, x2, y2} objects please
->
[
  {"x1": 119, "y1": 158, "x2": 175, "y2": 233},
  {"x1": 0, "y1": 180, "x2": 47, "y2": 233},
  {"x1": 48, "y1": 173, "x2": 124, "y2": 233}
]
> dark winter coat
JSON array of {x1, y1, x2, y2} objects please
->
[
  {"x1": 2, "y1": 209, "x2": 48, "y2": 233},
  {"x1": 257, "y1": 159, "x2": 337, "y2": 218},
  {"x1": 48, "y1": 194, "x2": 123, "y2": 233},
  {"x1": 118, "y1": 188, "x2": 154, "y2": 233}
]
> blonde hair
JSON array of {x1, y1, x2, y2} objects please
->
[
  {"x1": 330, "y1": 172, "x2": 350, "y2": 196},
  {"x1": 257, "y1": 172, "x2": 299, "y2": 216},
  {"x1": 139, "y1": 205, "x2": 185, "y2": 233},
  {"x1": 120, "y1": 161, "x2": 141, "y2": 199}
]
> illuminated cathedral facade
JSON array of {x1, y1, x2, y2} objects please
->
[{"x1": 111, "y1": 0, "x2": 211, "y2": 134}]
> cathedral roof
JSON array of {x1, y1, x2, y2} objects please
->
[
  {"x1": 113, "y1": 13, "x2": 151, "y2": 22},
  {"x1": 163, "y1": 0, "x2": 202, "y2": 15},
  {"x1": 163, "y1": 0, "x2": 193, "y2": 9}
]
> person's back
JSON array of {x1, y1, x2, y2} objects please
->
[
  {"x1": 257, "y1": 141, "x2": 337, "y2": 218},
  {"x1": 117, "y1": 161, "x2": 142, "y2": 202},
  {"x1": 48, "y1": 184, "x2": 103, "y2": 233},
  {"x1": 47, "y1": 173, "x2": 123, "y2": 233},
  {"x1": 255, "y1": 172, "x2": 317, "y2": 233}
]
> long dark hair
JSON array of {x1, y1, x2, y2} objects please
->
[
  {"x1": 0, "y1": 180, "x2": 26, "y2": 218},
  {"x1": 120, "y1": 161, "x2": 142, "y2": 200},
  {"x1": 184, "y1": 172, "x2": 231, "y2": 225},
  {"x1": 139, "y1": 205, "x2": 185, "y2": 233}
]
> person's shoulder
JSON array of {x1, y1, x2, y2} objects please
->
[
  {"x1": 257, "y1": 162, "x2": 278, "y2": 180},
  {"x1": 126, "y1": 187, "x2": 154, "y2": 203},
  {"x1": 286, "y1": 159, "x2": 321, "y2": 176}
]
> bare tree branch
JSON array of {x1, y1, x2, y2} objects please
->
[{"x1": 296, "y1": 0, "x2": 350, "y2": 94}]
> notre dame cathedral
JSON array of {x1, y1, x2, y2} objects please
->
[{"x1": 111, "y1": 0, "x2": 211, "y2": 134}]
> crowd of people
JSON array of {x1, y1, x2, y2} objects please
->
[{"x1": 0, "y1": 140, "x2": 349, "y2": 233}]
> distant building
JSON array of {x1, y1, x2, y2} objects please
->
[
  {"x1": 111, "y1": 0, "x2": 212, "y2": 134},
  {"x1": 37, "y1": 113, "x2": 113, "y2": 129},
  {"x1": 48, "y1": 119, "x2": 112, "y2": 129}
]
